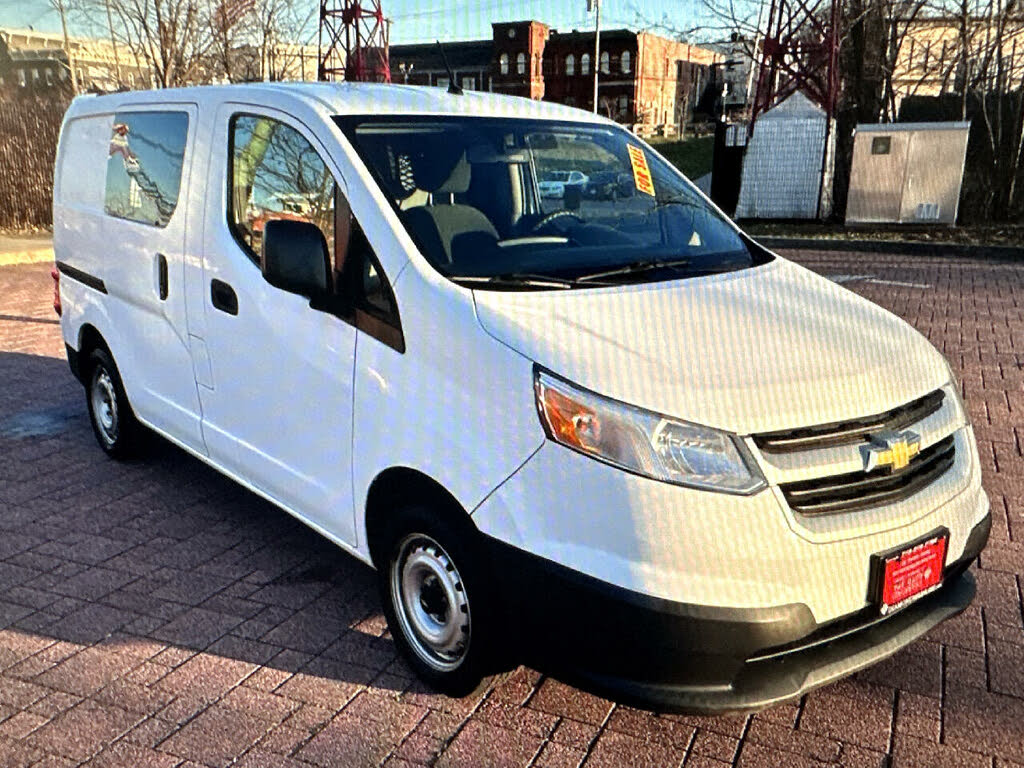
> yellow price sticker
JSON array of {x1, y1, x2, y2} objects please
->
[{"x1": 627, "y1": 145, "x2": 656, "y2": 197}]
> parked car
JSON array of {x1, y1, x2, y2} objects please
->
[
  {"x1": 538, "y1": 169, "x2": 588, "y2": 198},
  {"x1": 583, "y1": 170, "x2": 634, "y2": 200},
  {"x1": 52, "y1": 83, "x2": 989, "y2": 714}
]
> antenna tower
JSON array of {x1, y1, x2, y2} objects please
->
[{"x1": 319, "y1": 0, "x2": 391, "y2": 82}]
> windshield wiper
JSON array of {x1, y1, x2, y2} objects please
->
[
  {"x1": 575, "y1": 257, "x2": 693, "y2": 283},
  {"x1": 449, "y1": 272, "x2": 577, "y2": 289}
]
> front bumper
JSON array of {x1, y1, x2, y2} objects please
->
[{"x1": 486, "y1": 512, "x2": 989, "y2": 714}]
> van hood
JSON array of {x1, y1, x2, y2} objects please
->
[{"x1": 472, "y1": 257, "x2": 949, "y2": 435}]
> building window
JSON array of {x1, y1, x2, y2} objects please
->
[
  {"x1": 16, "y1": 68, "x2": 26, "y2": 87},
  {"x1": 581, "y1": 53, "x2": 590, "y2": 75},
  {"x1": 565, "y1": 54, "x2": 575, "y2": 76},
  {"x1": 600, "y1": 51, "x2": 610, "y2": 74},
  {"x1": 621, "y1": 51, "x2": 631, "y2": 73},
  {"x1": 516, "y1": 52, "x2": 526, "y2": 75},
  {"x1": 436, "y1": 76, "x2": 450, "y2": 89},
  {"x1": 618, "y1": 95, "x2": 629, "y2": 116},
  {"x1": 462, "y1": 76, "x2": 475, "y2": 90},
  {"x1": 499, "y1": 53, "x2": 509, "y2": 75}
]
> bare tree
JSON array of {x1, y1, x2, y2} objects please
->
[{"x1": 251, "y1": 0, "x2": 317, "y2": 81}]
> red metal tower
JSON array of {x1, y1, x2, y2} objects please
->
[
  {"x1": 749, "y1": 0, "x2": 840, "y2": 123},
  {"x1": 318, "y1": 0, "x2": 391, "y2": 82}
]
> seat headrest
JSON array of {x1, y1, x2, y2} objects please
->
[{"x1": 411, "y1": 146, "x2": 471, "y2": 195}]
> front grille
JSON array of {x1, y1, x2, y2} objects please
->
[
  {"x1": 754, "y1": 389, "x2": 945, "y2": 453},
  {"x1": 779, "y1": 435, "x2": 956, "y2": 516}
]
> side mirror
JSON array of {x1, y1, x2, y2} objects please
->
[{"x1": 261, "y1": 218, "x2": 330, "y2": 299}]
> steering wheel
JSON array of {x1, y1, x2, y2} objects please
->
[{"x1": 529, "y1": 209, "x2": 583, "y2": 235}]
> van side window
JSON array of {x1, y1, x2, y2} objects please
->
[
  {"x1": 229, "y1": 113, "x2": 403, "y2": 352},
  {"x1": 338, "y1": 217, "x2": 399, "y2": 320},
  {"x1": 229, "y1": 115, "x2": 336, "y2": 264},
  {"x1": 104, "y1": 111, "x2": 188, "y2": 227}
]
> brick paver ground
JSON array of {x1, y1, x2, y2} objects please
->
[{"x1": 0, "y1": 249, "x2": 1022, "y2": 768}]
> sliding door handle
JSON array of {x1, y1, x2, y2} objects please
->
[{"x1": 156, "y1": 253, "x2": 168, "y2": 300}]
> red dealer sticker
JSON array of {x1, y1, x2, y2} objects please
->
[{"x1": 876, "y1": 532, "x2": 948, "y2": 615}]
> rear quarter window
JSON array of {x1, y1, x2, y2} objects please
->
[
  {"x1": 56, "y1": 114, "x2": 115, "y2": 211},
  {"x1": 104, "y1": 111, "x2": 189, "y2": 227}
]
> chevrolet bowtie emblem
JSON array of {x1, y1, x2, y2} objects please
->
[{"x1": 862, "y1": 430, "x2": 922, "y2": 472}]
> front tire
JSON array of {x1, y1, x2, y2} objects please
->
[
  {"x1": 85, "y1": 348, "x2": 143, "y2": 459},
  {"x1": 377, "y1": 506, "x2": 498, "y2": 696}
]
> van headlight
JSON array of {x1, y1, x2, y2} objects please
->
[{"x1": 534, "y1": 368, "x2": 766, "y2": 494}]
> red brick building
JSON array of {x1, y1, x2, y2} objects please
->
[{"x1": 390, "y1": 20, "x2": 721, "y2": 133}]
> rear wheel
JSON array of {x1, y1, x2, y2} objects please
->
[
  {"x1": 85, "y1": 348, "x2": 143, "y2": 459},
  {"x1": 377, "y1": 506, "x2": 499, "y2": 696}
]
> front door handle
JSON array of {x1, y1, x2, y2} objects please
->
[{"x1": 210, "y1": 279, "x2": 238, "y2": 315}]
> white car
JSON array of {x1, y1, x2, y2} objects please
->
[
  {"x1": 538, "y1": 169, "x2": 588, "y2": 198},
  {"x1": 51, "y1": 83, "x2": 989, "y2": 713}
]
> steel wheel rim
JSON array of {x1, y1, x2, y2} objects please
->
[
  {"x1": 390, "y1": 533, "x2": 470, "y2": 672},
  {"x1": 90, "y1": 367, "x2": 118, "y2": 446}
]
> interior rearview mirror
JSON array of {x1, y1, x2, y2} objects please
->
[{"x1": 261, "y1": 219, "x2": 330, "y2": 299}]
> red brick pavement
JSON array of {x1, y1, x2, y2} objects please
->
[{"x1": 0, "y1": 251, "x2": 1022, "y2": 768}]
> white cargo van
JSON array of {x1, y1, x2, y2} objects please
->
[{"x1": 52, "y1": 84, "x2": 990, "y2": 713}]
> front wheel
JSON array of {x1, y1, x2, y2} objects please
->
[{"x1": 377, "y1": 507, "x2": 499, "y2": 696}]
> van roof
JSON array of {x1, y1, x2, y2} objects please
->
[{"x1": 69, "y1": 82, "x2": 611, "y2": 126}]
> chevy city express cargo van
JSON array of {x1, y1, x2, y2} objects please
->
[{"x1": 51, "y1": 84, "x2": 990, "y2": 713}]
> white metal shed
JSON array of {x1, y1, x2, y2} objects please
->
[
  {"x1": 735, "y1": 91, "x2": 835, "y2": 220},
  {"x1": 845, "y1": 122, "x2": 970, "y2": 225}
]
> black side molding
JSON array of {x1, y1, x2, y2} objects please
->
[{"x1": 55, "y1": 261, "x2": 107, "y2": 294}]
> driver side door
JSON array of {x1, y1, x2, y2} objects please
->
[{"x1": 197, "y1": 106, "x2": 358, "y2": 544}]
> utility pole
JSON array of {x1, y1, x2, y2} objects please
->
[
  {"x1": 104, "y1": 0, "x2": 122, "y2": 87},
  {"x1": 588, "y1": 0, "x2": 600, "y2": 113},
  {"x1": 55, "y1": 0, "x2": 78, "y2": 93}
]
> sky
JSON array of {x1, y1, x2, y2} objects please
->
[{"x1": 0, "y1": 0, "x2": 714, "y2": 47}]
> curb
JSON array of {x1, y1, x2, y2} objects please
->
[
  {"x1": 0, "y1": 249, "x2": 54, "y2": 267},
  {"x1": 756, "y1": 237, "x2": 1024, "y2": 261}
]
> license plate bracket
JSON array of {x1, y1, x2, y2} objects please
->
[{"x1": 869, "y1": 528, "x2": 949, "y2": 616}]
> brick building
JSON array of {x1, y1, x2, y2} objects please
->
[{"x1": 390, "y1": 20, "x2": 722, "y2": 133}]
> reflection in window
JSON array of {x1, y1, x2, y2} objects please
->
[
  {"x1": 104, "y1": 111, "x2": 189, "y2": 227},
  {"x1": 229, "y1": 115, "x2": 335, "y2": 262}
]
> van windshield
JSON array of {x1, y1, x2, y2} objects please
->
[{"x1": 335, "y1": 115, "x2": 768, "y2": 290}]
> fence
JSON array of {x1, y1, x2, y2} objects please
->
[{"x1": 0, "y1": 97, "x2": 69, "y2": 230}]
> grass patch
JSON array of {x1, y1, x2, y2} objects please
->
[{"x1": 648, "y1": 135, "x2": 714, "y2": 181}]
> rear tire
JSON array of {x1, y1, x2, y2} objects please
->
[
  {"x1": 376, "y1": 505, "x2": 500, "y2": 697},
  {"x1": 85, "y1": 348, "x2": 143, "y2": 460}
]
